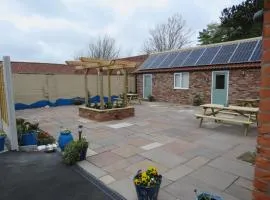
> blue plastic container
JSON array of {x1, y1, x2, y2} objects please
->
[
  {"x1": 0, "y1": 136, "x2": 5, "y2": 151},
  {"x1": 196, "y1": 192, "x2": 223, "y2": 200},
  {"x1": 58, "y1": 132, "x2": 73, "y2": 151},
  {"x1": 21, "y1": 131, "x2": 37, "y2": 146}
]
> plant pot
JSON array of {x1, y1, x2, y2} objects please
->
[
  {"x1": 21, "y1": 131, "x2": 37, "y2": 146},
  {"x1": 134, "y1": 177, "x2": 162, "y2": 200},
  {"x1": 79, "y1": 147, "x2": 88, "y2": 161},
  {"x1": 196, "y1": 192, "x2": 223, "y2": 200},
  {"x1": 0, "y1": 136, "x2": 6, "y2": 151},
  {"x1": 58, "y1": 132, "x2": 73, "y2": 151}
]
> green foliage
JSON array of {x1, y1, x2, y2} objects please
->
[
  {"x1": 148, "y1": 95, "x2": 155, "y2": 102},
  {"x1": 61, "y1": 129, "x2": 72, "y2": 135},
  {"x1": 0, "y1": 130, "x2": 6, "y2": 137},
  {"x1": 198, "y1": 0, "x2": 263, "y2": 44},
  {"x1": 16, "y1": 119, "x2": 39, "y2": 135},
  {"x1": 63, "y1": 141, "x2": 80, "y2": 165},
  {"x1": 105, "y1": 102, "x2": 113, "y2": 109},
  {"x1": 193, "y1": 94, "x2": 204, "y2": 106},
  {"x1": 63, "y1": 138, "x2": 89, "y2": 165},
  {"x1": 37, "y1": 131, "x2": 55, "y2": 145}
]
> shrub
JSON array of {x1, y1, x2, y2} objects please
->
[
  {"x1": 63, "y1": 141, "x2": 80, "y2": 165},
  {"x1": 105, "y1": 102, "x2": 113, "y2": 109},
  {"x1": 193, "y1": 94, "x2": 203, "y2": 106},
  {"x1": 37, "y1": 131, "x2": 55, "y2": 145},
  {"x1": 0, "y1": 130, "x2": 6, "y2": 137}
]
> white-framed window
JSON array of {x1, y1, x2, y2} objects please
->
[{"x1": 174, "y1": 72, "x2": 189, "y2": 89}]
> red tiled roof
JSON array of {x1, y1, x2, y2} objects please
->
[{"x1": 0, "y1": 55, "x2": 148, "y2": 75}]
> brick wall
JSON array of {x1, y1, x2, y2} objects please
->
[
  {"x1": 253, "y1": 2, "x2": 270, "y2": 200},
  {"x1": 137, "y1": 68, "x2": 260, "y2": 105}
]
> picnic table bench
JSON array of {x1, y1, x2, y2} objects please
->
[
  {"x1": 195, "y1": 104, "x2": 259, "y2": 136},
  {"x1": 127, "y1": 93, "x2": 141, "y2": 105}
]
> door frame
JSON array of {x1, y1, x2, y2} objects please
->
[
  {"x1": 211, "y1": 70, "x2": 229, "y2": 104},
  {"x1": 143, "y1": 74, "x2": 152, "y2": 99}
]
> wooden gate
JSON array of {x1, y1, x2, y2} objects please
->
[{"x1": 0, "y1": 56, "x2": 18, "y2": 150}]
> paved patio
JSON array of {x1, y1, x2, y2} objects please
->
[{"x1": 16, "y1": 102, "x2": 257, "y2": 200}]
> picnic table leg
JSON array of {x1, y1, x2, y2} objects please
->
[
  {"x1": 199, "y1": 108, "x2": 207, "y2": 127},
  {"x1": 244, "y1": 124, "x2": 249, "y2": 136}
]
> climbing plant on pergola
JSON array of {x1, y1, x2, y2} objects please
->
[{"x1": 66, "y1": 57, "x2": 137, "y2": 109}]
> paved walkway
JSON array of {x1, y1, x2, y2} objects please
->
[
  {"x1": 0, "y1": 152, "x2": 122, "y2": 200},
  {"x1": 16, "y1": 102, "x2": 257, "y2": 200}
]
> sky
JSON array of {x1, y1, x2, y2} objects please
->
[{"x1": 0, "y1": 0, "x2": 243, "y2": 63}]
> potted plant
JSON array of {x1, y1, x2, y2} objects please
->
[
  {"x1": 58, "y1": 128, "x2": 74, "y2": 151},
  {"x1": 76, "y1": 138, "x2": 88, "y2": 161},
  {"x1": 195, "y1": 189, "x2": 223, "y2": 200},
  {"x1": 134, "y1": 167, "x2": 162, "y2": 200},
  {"x1": 17, "y1": 121, "x2": 39, "y2": 146},
  {"x1": 0, "y1": 130, "x2": 7, "y2": 151}
]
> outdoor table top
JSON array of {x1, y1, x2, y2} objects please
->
[
  {"x1": 127, "y1": 93, "x2": 138, "y2": 96},
  {"x1": 236, "y1": 98, "x2": 260, "y2": 102},
  {"x1": 200, "y1": 104, "x2": 259, "y2": 113}
]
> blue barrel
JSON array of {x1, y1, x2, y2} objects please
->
[
  {"x1": 0, "y1": 136, "x2": 5, "y2": 151},
  {"x1": 21, "y1": 131, "x2": 37, "y2": 146},
  {"x1": 58, "y1": 132, "x2": 73, "y2": 151}
]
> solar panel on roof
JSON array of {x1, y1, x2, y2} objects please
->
[
  {"x1": 148, "y1": 53, "x2": 168, "y2": 69},
  {"x1": 250, "y1": 40, "x2": 262, "y2": 61},
  {"x1": 143, "y1": 54, "x2": 160, "y2": 69},
  {"x1": 211, "y1": 43, "x2": 238, "y2": 64},
  {"x1": 229, "y1": 41, "x2": 257, "y2": 63},
  {"x1": 157, "y1": 52, "x2": 178, "y2": 68},
  {"x1": 196, "y1": 46, "x2": 221, "y2": 66},
  {"x1": 169, "y1": 50, "x2": 192, "y2": 67},
  {"x1": 182, "y1": 48, "x2": 206, "y2": 66},
  {"x1": 140, "y1": 55, "x2": 156, "y2": 69}
]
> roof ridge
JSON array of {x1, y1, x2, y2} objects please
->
[{"x1": 151, "y1": 36, "x2": 262, "y2": 55}]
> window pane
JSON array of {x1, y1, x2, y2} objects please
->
[
  {"x1": 216, "y1": 74, "x2": 225, "y2": 89},
  {"x1": 182, "y1": 73, "x2": 189, "y2": 88},
  {"x1": 175, "y1": 74, "x2": 181, "y2": 87}
]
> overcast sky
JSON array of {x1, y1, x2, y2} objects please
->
[{"x1": 0, "y1": 0, "x2": 243, "y2": 63}]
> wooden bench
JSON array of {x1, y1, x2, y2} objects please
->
[{"x1": 195, "y1": 114, "x2": 253, "y2": 136}]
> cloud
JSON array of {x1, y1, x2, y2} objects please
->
[{"x1": 0, "y1": 0, "x2": 243, "y2": 63}]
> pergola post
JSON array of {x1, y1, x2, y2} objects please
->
[
  {"x1": 99, "y1": 69, "x2": 104, "y2": 109},
  {"x1": 123, "y1": 69, "x2": 128, "y2": 107},
  {"x1": 84, "y1": 69, "x2": 89, "y2": 106},
  {"x1": 107, "y1": 69, "x2": 113, "y2": 103}
]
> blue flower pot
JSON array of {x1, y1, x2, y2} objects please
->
[
  {"x1": 21, "y1": 131, "x2": 37, "y2": 146},
  {"x1": 58, "y1": 132, "x2": 73, "y2": 151},
  {"x1": 196, "y1": 192, "x2": 223, "y2": 200},
  {"x1": 0, "y1": 136, "x2": 5, "y2": 151}
]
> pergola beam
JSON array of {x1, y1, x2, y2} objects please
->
[{"x1": 65, "y1": 57, "x2": 137, "y2": 110}]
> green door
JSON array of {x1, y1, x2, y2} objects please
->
[
  {"x1": 212, "y1": 71, "x2": 229, "y2": 105},
  {"x1": 143, "y1": 74, "x2": 152, "y2": 99}
]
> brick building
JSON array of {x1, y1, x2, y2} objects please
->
[{"x1": 136, "y1": 37, "x2": 262, "y2": 105}]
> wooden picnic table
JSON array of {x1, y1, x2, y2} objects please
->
[
  {"x1": 195, "y1": 104, "x2": 259, "y2": 136},
  {"x1": 236, "y1": 98, "x2": 260, "y2": 107},
  {"x1": 127, "y1": 93, "x2": 141, "y2": 105}
]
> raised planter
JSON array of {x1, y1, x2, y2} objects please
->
[{"x1": 78, "y1": 106, "x2": 135, "y2": 122}]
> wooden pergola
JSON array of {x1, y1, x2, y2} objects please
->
[{"x1": 66, "y1": 57, "x2": 137, "y2": 109}]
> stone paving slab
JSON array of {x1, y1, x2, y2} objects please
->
[
  {"x1": 140, "y1": 148, "x2": 186, "y2": 168},
  {"x1": 125, "y1": 159, "x2": 168, "y2": 174},
  {"x1": 225, "y1": 183, "x2": 252, "y2": 200},
  {"x1": 189, "y1": 165, "x2": 238, "y2": 191},
  {"x1": 208, "y1": 156, "x2": 254, "y2": 180},
  {"x1": 87, "y1": 151, "x2": 123, "y2": 168},
  {"x1": 163, "y1": 164, "x2": 194, "y2": 181},
  {"x1": 112, "y1": 145, "x2": 142, "y2": 158},
  {"x1": 16, "y1": 103, "x2": 257, "y2": 200}
]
